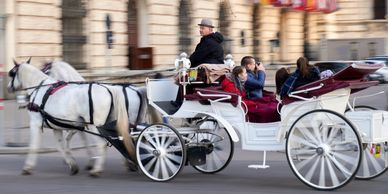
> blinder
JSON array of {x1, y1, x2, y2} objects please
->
[
  {"x1": 8, "y1": 63, "x2": 20, "y2": 92},
  {"x1": 9, "y1": 65, "x2": 19, "y2": 77}
]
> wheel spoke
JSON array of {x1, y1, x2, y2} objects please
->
[
  {"x1": 326, "y1": 126, "x2": 340, "y2": 144},
  {"x1": 325, "y1": 156, "x2": 340, "y2": 186},
  {"x1": 144, "y1": 157, "x2": 157, "y2": 172},
  {"x1": 139, "y1": 142, "x2": 155, "y2": 152},
  {"x1": 160, "y1": 132, "x2": 167, "y2": 148},
  {"x1": 291, "y1": 148, "x2": 316, "y2": 155},
  {"x1": 163, "y1": 156, "x2": 179, "y2": 174},
  {"x1": 366, "y1": 150, "x2": 384, "y2": 173},
  {"x1": 327, "y1": 154, "x2": 352, "y2": 177},
  {"x1": 160, "y1": 158, "x2": 169, "y2": 180},
  {"x1": 152, "y1": 158, "x2": 161, "y2": 178},
  {"x1": 305, "y1": 155, "x2": 321, "y2": 181},
  {"x1": 291, "y1": 135, "x2": 318, "y2": 148},
  {"x1": 295, "y1": 154, "x2": 318, "y2": 170},
  {"x1": 166, "y1": 153, "x2": 183, "y2": 164},
  {"x1": 362, "y1": 152, "x2": 371, "y2": 176},
  {"x1": 319, "y1": 156, "x2": 326, "y2": 187},
  {"x1": 208, "y1": 148, "x2": 223, "y2": 169},
  {"x1": 298, "y1": 120, "x2": 320, "y2": 145},
  {"x1": 139, "y1": 153, "x2": 154, "y2": 161},
  {"x1": 311, "y1": 120, "x2": 323, "y2": 145},
  {"x1": 331, "y1": 151, "x2": 357, "y2": 166},
  {"x1": 143, "y1": 133, "x2": 158, "y2": 149}
]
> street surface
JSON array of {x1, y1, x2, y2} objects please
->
[
  {"x1": 0, "y1": 144, "x2": 387, "y2": 194},
  {"x1": 0, "y1": 83, "x2": 387, "y2": 194}
]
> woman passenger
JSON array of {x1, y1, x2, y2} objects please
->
[{"x1": 279, "y1": 57, "x2": 320, "y2": 98}]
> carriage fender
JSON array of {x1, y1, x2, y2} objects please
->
[{"x1": 186, "y1": 110, "x2": 240, "y2": 142}]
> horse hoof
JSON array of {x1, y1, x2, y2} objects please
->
[
  {"x1": 127, "y1": 162, "x2": 138, "y2": 172},
  {"x1": 21, "y1": 169, "x2": 32, "y2": 175},
  {"x1": 70, "y1": 165, "x2": 79, "y2": 175},
  {"x1": 89, "y1": 172, "x2": 101, "y2": 178}
]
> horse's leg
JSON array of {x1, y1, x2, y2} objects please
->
[
  {"x1": 22, "y1": 116, "x2": 43, "y2": 175},
  {"x1": 87, "y1": 125, "x2": 107, "y2": 177},
  {"x1": 72, "y1": 130, "x2": 94, "y2": 170},
  {"x1": 53, "y1": 130, "x2": 79, "y2": 175}
]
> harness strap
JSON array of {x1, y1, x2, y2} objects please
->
[
  {"x1": 88, "y1": 83, "x2": 94, "y2": 124},
  {"x1": 98, "y1": 84, "x2": 114, "y2": 122},
  {"x1": 128, "y1": 86, "x2": 144, "y2": 125},
  {"x1": 40, "y1": 81, "x2": 67, "y2": 110},
  {"x1": 41, "y1": 110, "x2": 85, "y2": 131}
]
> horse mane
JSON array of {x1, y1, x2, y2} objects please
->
[
  {"x1": 19, "y1": 62, "x2": 51, "y2": 85},
  {"x1": 50, "y1": 61, "x2": 85, "y2": 82}
]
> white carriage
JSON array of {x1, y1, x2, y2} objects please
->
[{"x1": 133, "y1": 62, "x2": 388, "y2": 190}]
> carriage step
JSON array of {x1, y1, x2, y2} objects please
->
[{"x1": 248, "y1": 164, "x2": 270, "y2": 169}]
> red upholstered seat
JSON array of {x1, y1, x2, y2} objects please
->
[
  {"x1": 184, "y1": 87, "x2": 240, "y2": 107},
  {"x1": 282, "y1": 64, "x2": 381, "y2": 105}
]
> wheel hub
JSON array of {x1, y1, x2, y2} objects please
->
[
  {"x1": 201, "y1": 139, "x2": 214, "y2": 154},
  {"x1": 153, "y1": 149, "x2": 161, "y2": 157},
  {"x1": 316, "y1": 144, "x2": 330, "y2": 155}
]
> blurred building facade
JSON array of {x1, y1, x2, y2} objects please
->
[{"x1": 0, "y1": 0, "x2": 387, "y2": 72}]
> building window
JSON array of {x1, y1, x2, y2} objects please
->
[
  {"x1": 219, "y1": 1, "x2": 232, "y2": 54},
  {"x1": 374, "y1": 0, "x2": 387, "y2": 20},
  {"x1": 61, "y1": 0, "x2": 87, "y2": 69},
  {"x1": 178, "y1": 0, "x2": 192, "y2": 54}
]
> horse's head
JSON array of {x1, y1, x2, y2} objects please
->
[
  {"x1": 41, "y1": 61, "x2": 53, "y2": 75},
  {"x1": 7, "y1": 57, "x2": 31, "y2": 93}
]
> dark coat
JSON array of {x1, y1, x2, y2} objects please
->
[
  {"x1": 189, "y1": 32, "x2": 224, "y2": 68},
  {"x1": 279, "y1": 66, "x2": 320, "y2": 98}
]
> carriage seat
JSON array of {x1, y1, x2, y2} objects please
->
[
  {"x1": 184, "y1": 87, "x2": 240, "y2": 107},
  {"x1": 188, "y1": 64, "x2": 232, "y2": 84},
  {"x1": 281, "y1": 63, "x2": 382, "y2": 105}
]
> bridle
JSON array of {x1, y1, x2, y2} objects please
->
[
  {"x1": 8, "y1": 64, "x2": 20, "y2": 92},
  {"x1": 41, "y1": 62, "x2": 53, "y2": 75}
]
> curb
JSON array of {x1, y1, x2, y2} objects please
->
[{"x1": 0, "y1": 145, "x2": 96, "y2": 155}]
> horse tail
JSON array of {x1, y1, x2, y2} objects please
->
[{"x1": 109, "y1": 86, "x2": 135, "y2": 162}]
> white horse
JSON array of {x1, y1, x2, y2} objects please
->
[
  {"x1": 8, "y1": 59, "x2": 134, "y2": 177},
  {"x1": 41, "y1": 61, "x2": 95, "y2": 172},
  {"x1": 41, "y1": 60, "x2": 160, "y2": 171}
]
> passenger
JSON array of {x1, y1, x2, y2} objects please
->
[
  {"x1": 240, "y1": 56, "x2": 266, "y2": 99},
  {"x1": 275, "y1": 67, "x2": 290, "y2": 95},
  {"x1": 279, "y1": 57, "x2": 320, "y2": 98},
  {"x1": 222, "y1": 66, "x2": 280, "y2": 123},
  {"x1": 221, "y1": 66, "x2": 248, "y2": 97},
  {"x1": 189, "y1": 18, "x2": 224, "y2": 68}
]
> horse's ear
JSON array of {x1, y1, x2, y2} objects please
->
[
  {"x1": 13, "y1": 58, "x2": 19, "y2": 66},
  {"x1": 26, "y1": 57, "x2": 32, "y2": 64}
]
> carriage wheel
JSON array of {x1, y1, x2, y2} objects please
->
[
  {"x1": 344, "y1": 106, "x2": 387, "y2": 179},
  {"x1": 286, "y1": 109, "x2": 362, "y2": 190},
  {"x1": 136, "y1": 123, "x2": 186, "y2": 182},
  {"x1": 192, "y1": 117, "x2": 234, "y2": 174},
  {"x1": 356, "y1": 143, "x2": 388, "y2": 180}
]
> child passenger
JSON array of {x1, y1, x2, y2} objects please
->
[{"x1": 221, "y1": 66, "x2": 248, "y2": 97}]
